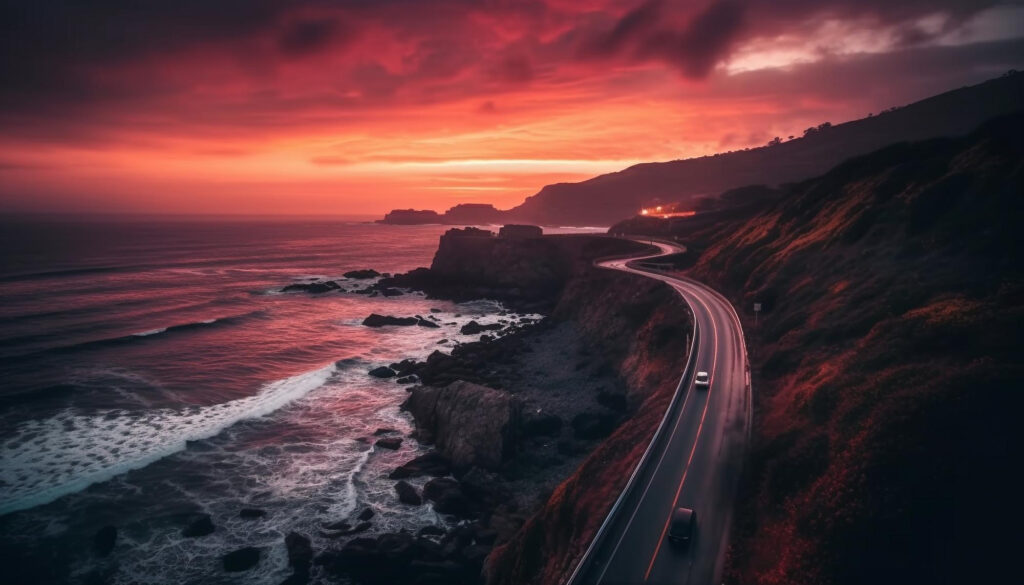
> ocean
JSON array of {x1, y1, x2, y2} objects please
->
[{"x1": 0, "y1": 216, "x2": 599, "y2": 584}]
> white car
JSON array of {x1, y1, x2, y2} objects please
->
[{"x1": 694, "y1": 371, "x2": 710, "y2": 389}]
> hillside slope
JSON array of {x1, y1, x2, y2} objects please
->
[
  {"x1": 687, "y1": 112, "x2": 1023, "y2": 584},
  {"x1": 509, "y1": 72, "x2": 1024, "y2": 226}
]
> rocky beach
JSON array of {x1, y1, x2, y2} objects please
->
[{"x1": 293, "y1": 227, "x2": 694, "y2": 585}]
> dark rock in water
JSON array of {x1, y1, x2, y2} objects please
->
[
  {"x1": 380, "y1": 287, "x2": 404, "y2": 297},
  {"x1": 387, "y1": 450, "x2": 452, "y2": 477},
  {"x1": 376, "y1": 437, "x2": 403, "y2": 450},
  {"x1": 282, "y1": 281, "x2": 341, "y2": 294},
  {"x1": 181, "y1": 514, "x2": 215, "y2": 538},
  {"x1": 322, "y1": 521, "x2": 371, "y2": 537},
  {"x1": 430, "y1": 308, "x2": 442, "y2": 313},
  {"x1": 416, "y1": 318, "x2": 440, "y2": 328},
  {"x1": 369, "y1": 291, "x2": 379, "y2": 297},
  {"x1": 374, "y1": 427, "x2": 399, "y2": 436},
  {"x1": 395, "y1": 480, "x2": 422, "y2": 505},
  {"x1": 389, "y1": 451, "x2": 452, "y2": 479},
  {"x1": 286, "y1": 532, "x2": 313, "y2": 566},
  {"x1": 395, "y1": 375, "x2": 417, "y2": 384},
  {"x1": 571, "y1": 412, "x2": 618, "y2": 440},
  {"x1": 418, "y1": 525, "x2": 445, "y2": 537},
  {"x1": 368, "y1": 366, "x2": 396, "y2": 378},
  {"x1": 437, "y1": 339, "x2": 449, "y2": 345},
  {"x1": 344, "y1": 269, "x2": 381, "y2": 279},
  {"x1": 357, "y1": 508, "x2": 376, "y2": 522},
  {"x1": 389, "y1": 359, "x2": 419, "y2": 376},
  {"x1": 363, "y1": 314, "x2": 418, "y2": 327},
  {"x1": 238, "y1": 508, "x2": 266, "y2": 519},
  {"x1": 523, "y1": 411, "x2": 563, "y2": 437},
  {"x1": 323, "y1": 520, "x2": 351, "y2": 531},
  {"x1": 459, "y1": 321, "x2": 502, "y2": 335},
  {"x1": 93, "y1": 525, "x2": 117, "y2": 557},
  {"x1": 283, "y1": 532, "x2": 313, "y2": 585},
  {"x1": 423, "y1": 478, "x2": 472, "y2": 517},
  {"x1": 223, "y1": 547, "x2": 260, "y2": 572},
  {"x1": 480, "y1": 334, "x2": 494, "y2": 342},
  {"x1": 354, "y1": 288, "x2": 373, "y2": 295}
]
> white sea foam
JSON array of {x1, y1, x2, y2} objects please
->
[
  {"x1": 0, "y1": 363, "x2": 337, "y2": 516},
  {"x1": 133, "y1": 328, "x2": 167, "y2": 337}
]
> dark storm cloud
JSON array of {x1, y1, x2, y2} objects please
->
[
  {"x1": 641, "y1": 0, "x2": 746, "y2": 78},
  {"x1": 0, "y1": 0, "x2": 1018, "y2": 134},
  {"x1": 582, "y1": 0, "x2": 1006, "y2": 78}
]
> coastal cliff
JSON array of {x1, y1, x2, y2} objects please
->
[
  {"x1": 365, "y1": 231, "x2": 694, "y2": 584},
  {"x1": 683, "y1": 113, "x2": 1022, "y2": 585}
]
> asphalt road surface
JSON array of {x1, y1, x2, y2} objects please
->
[{"x1": 575, "y1": 240, "x2": 751, "y2": 585}]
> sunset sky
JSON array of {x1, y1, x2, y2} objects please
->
[{"x1": 2, "y1": 0, "x2": 1022, "y2": 216}]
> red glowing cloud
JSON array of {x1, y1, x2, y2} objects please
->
[{"x1": 0, "y1": 1, "x2": 1021, "y2": 215}]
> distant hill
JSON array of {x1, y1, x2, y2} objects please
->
[{"x1": 507, "y1": 71, "x2": 1024, "y2": 225}]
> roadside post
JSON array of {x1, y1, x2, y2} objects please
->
[{"x1": 753, "y1": 302, "x2": 761, "y2": 327}]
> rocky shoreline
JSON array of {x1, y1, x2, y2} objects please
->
[{"x1": 298, "y1": 228, "x2": 695, "y2": 585}]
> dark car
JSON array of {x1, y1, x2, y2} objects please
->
[{"x1": 668, "y1": 507, "x2": 696, "y2": 545}]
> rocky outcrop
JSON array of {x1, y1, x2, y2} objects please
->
[
  {"x1": 284, "y1": 532, "x2": 313, "y2": 585},
  {"x1": 368, "y1": 366, "x2": 396, "y2": 378},
  {"x1": 395, "y1": 481, "x2": 423, "y2": 505},
  {"x1": 316, "y1": 524, "x2": 495, "y2": 585},
  {"x1": 390, "y1": 451, "x2": 452, "y2": 479},
  {"x1": 459, "y1": 321, "x2": 502, "y2": 335},
  {"x1": 375, "y1": 437, "x2": 403, "y2": 450},
  {"x1": 344, "y1": 269, "x2": 381, "y2": 279},
  {"x1": 181, "y1": 514, "x2": 215, "y2": 538},
  {"x1": 283, "y1": 280, "x2": 341, "y2": 294},
  {"x1": 363, "y1": 314, "x2": 418, "y2": 327},
  {"x1": 223, "y1": 547, "x2": 260, "y2": 572},
  {"x1": 377, "y1": 209, "x2": 443, "y2": 224},
  {"x1": 377, "y1": 203, "x2": 506, "y2": 226},
  {"x1": 402, "y1": 381, "x2": 521, "y2": 472}
]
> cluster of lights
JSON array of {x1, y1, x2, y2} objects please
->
[{"x1": 638, "y1": 205, "x2": 696, "y2": 219}]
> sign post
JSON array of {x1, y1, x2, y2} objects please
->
[{"x1": 753, "y1": 302, "x2": 762, "y2": 327}]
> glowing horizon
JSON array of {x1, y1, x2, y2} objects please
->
[{"x1": 1, "y1": 1, "x2": 1022, "y2": 216}]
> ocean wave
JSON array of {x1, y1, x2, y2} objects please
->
[
  {"x1": 0, "y1": 362, "x2": 337, "y2": 516},
  {"x1": 4, "y1": 313, "x2": 257, "y2": 360}
]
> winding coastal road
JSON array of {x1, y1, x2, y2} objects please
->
[{"x1": 571, "y1": 240, "x2": 752, "y2": 585}]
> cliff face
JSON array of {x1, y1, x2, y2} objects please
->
[
  {"x1": 401, "y1": 231, "x2": 694, "y2": 585},
  {"x1": 485, "y1": 258, "x2": 693, "y2": 585},
  {"x1": 384, "y1": 229, "x2": 654, "y2": 311},
  {"x1": 509, "y1": 73, "x2": 1024, "y2": 226},
  {"x1": 687, "y1": 113, "x2": 1023, "y2": 584}
]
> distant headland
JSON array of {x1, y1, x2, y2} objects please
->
[{"x1": 377, "y1": 203, "x2": 508, "y2": 225}]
